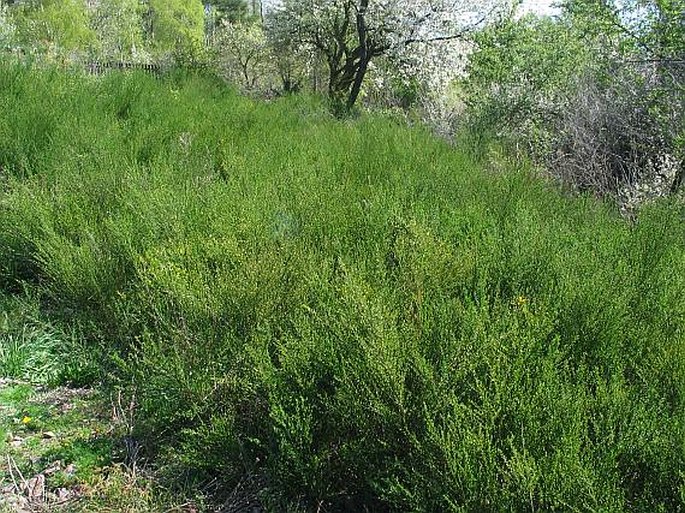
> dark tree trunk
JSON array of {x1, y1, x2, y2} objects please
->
[
  {"x1": 317, "y1": 0, "x2": 378, "y2": 114},
  {"x1": 346, "y1": 0, "x2": 370, "y2": 110},
  {"x1": 346, "y1": 56, "x2": 369, "y2": 110}
]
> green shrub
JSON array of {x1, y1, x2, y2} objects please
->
[{"x1": 1, "y1": 63, "x2": 684, "y2": 511}]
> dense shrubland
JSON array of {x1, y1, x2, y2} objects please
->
[
  {"x1": 2, "y1": 0, "x2": 685, "y2": 510},
  {"x1": 1, "y1": 64, "x2": 685, "y2": 511}
]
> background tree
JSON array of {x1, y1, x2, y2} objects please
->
[
  {"x1": 462, "y1": 0, "x2": 684, "y2": 204},
  {"x1": 268, "y1": 0, "x2": 501, "y2": 113},
  {"x1": 214, "y1": 18, "x2": 272, "y2": 90},
  {"x1": 146, "y1": 0, "x2": 205, "y2": 62},
  {"x1": 0, "y1": 1, "x2": 16, "y2": 52},
  {"x1": 264, "y1": 7, "x2": 318, "y2": 94},
  {"x1": 90, "y1": 0, "x2": 146, "y2": 61},
  {"x1": 208, "y1": 0, "x2": 248, "y2": 25},
  {"x1": 12, "y1": 0, "x2": 95, "y2": 58},
  {"x1": 463, "y1": 13, "x2": 592, "y2": 147}
]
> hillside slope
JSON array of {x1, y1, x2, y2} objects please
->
[{"x1": 1, "y1": 64, "x2": 685, "y2": 512}]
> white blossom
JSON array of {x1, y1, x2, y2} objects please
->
[
  {"x1": 269, "y1": 0, "x2": 502, "y2": 110},
  {"x1": 0, "y1": 3, "x2": 16, "y2": 52}
]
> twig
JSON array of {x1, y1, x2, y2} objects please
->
[
  {"x1": 162, "y1": 502, "x2": 193, "y2": 513},
  {"x1": 6, "y1": 455, "x2": 21, "y2": 493},
  {"x1": 6, "y1": 454, "x2": 28, "y2": 493}
]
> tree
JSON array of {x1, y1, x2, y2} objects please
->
[
  {"x1": 268, "y1": 0, "x2": 501, "y2": 113},
  {"x1": 561, "y1": 0, "x2": 684, "y2": 194},
  {"x1": 146, "y1": 0, "x2": 205, "y2": 61},
  {"x1": 464, "y1": 14, "x2": 592, "y2": 137},
  {"x1": 208, "y1": 0, "x2": 249, "y2": 24},
  {"x1": 0, "y1": 2, "x2": 16, "y2": 52},
  {"x1": 462, "y1": 0, "x2": 685, "y2": 202},
  {"x1": 90, "y1": 0, "x2": 146, "y2": 61},
  {"x1": 264, "y1": 7, "x2": 318, "y2": 93},
  {"x1": 12, "y1": 0, "x2": 95, "y2": 57},
  {"x1": 214, "y1": 19, "x2": 272, "y2": 90}
]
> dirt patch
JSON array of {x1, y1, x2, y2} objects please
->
[{"x1": 0, "y1": 379, "x2": 98, "y2": 512}]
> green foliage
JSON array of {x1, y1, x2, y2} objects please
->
[
  {"x1": 147, "y1": 0, "x2": 205, "y2": 62},
  {"x1": 208, "y1": 0, "x2": 249, "y2": 24},
  {"x1": 89, "y1": 0, "x2": 147, "y2": 61},
  {"x1": 263, "y1": 8, "x2": 313, "y2": 94},
  {"x1": 647, "y1": 0, "x2": 685, "y2": 59},
  {"x1": 213, "y1": 20, "x2": 272, "y2": 90},
  {"x1": 11, "y1": 0, "x2": 95, "y2": 57},
  {"x1": 0, "y1": 292, "x2": 99, "y2": 386},
  {"x1": 563, "y1": 0, "x2": 685, "y2": 60},
  {"x1": 2, "y1": 64, "x2": 685, "y2": 510},
  {"x1": 463, "y1": 14, "x2": 592, "y2": 150},
  {"x1": 463, "y1": 4, "x2": 685, "y2": 198}
]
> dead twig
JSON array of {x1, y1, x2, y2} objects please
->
[{"x1": 6, "y1": 454, "x2": 28, "y2": 494}]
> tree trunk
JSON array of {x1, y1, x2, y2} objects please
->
[
  {"x1": 346, "y1": 0, "x2": 370, "y2": 110},
  {"x1": 346, "y1": 55, "x2": 369, "y2": 110}
]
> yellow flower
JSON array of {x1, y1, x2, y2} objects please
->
[
  {"x1": 21, "y1": 416, "x2": 32, "y2": 425},
  {"x1": 512, "y1": 295, "x2": 529, "y2": 308}
]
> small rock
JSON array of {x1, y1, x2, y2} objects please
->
[
  {"x1": 42, "y1": 431, "x2": 57, "y2": 439},
  {"x1": 64, "y1": 464, "x2": 76, "y2": 476}
]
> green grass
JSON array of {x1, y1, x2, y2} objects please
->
[
  {"x1": 1, "y1": 61, "x2": 685, "y2": 511},
  {"x1": 0, "y1": 382, "x2": 192, "y2": 513},
  {"x1": 0, "y1": 291, "x2": 99, "y2": 386},
  {"x1": 0, "y1": 383, "x2": 103, "y2": 494}
]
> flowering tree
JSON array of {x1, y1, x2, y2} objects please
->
[
  {"x1": 268, "y1": 0, "x2": 501, "y2": 112},
  {"x1": 0, "y1": 2, "x2": 16, "y2": 52},
  {"x1": 264, "y1": 8, "x2": 320, "y2": 93},
  {"x1": 214, "y1": 20, "x2": 273, "y2": 90}
]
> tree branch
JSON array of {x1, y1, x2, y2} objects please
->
[{"x1": 404, "y1": 33, "x2": 467, "y2": 45}]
